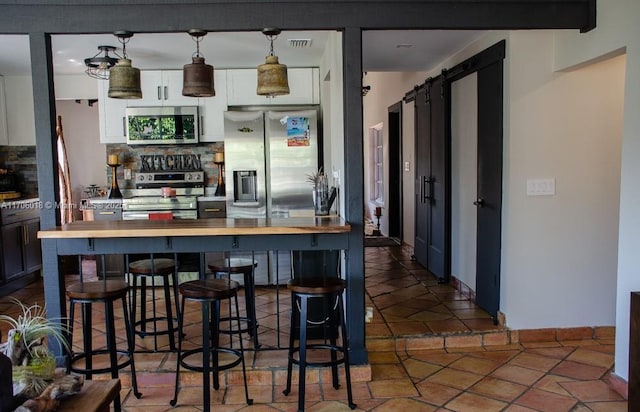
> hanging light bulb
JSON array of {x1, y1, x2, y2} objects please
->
[
  {"x1": 108, "y1": 31, "x2": 142, "y2": 99},
  {"x1": 182, "y1": 29, "x2": 215, "y2": 97},
  {"x1": 84, "y1": 45, "x2": 118, "y2": 80},
  {"x1": 257, "y1": 28, "x2": 290, "y2": 97}
]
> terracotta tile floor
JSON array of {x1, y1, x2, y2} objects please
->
[{"x1": 0, "y1": 245, "x2": 627, "y2": 411}]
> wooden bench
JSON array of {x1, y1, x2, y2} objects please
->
[{"x1": 57, "y1": 379, "x2": 120, "y2": 412}]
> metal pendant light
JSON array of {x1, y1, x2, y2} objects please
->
[
  {"x1": 257, "y1": 28, "x2": 290, "y2": 97},
  {"x1": 182, "y1": 29, "x2": 215, "y2": 97},
  {"x1": 108, "y1": 31, "x2": 142, "y2": 99},
  {"x1": 84, "y1": 46, "x2": 118, "y2": 80}
]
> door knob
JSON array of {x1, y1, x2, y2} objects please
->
[{"x1": 473, "y1": 198, "x2": 485, "y2": 207}]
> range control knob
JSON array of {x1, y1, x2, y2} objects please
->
[{"x1": 186, "y1": 174, "x2": 192, "y2": 180}]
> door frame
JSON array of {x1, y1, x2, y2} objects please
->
[{"x1": 387, "y1": 101, "x2": 403, "y2": 243}]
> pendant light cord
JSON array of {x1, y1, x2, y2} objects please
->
[
  {"x1": 191, "y1": 34, "x2": 203, "y2": 58},
  {"x1": 267, "y1": 33, "x2": 277, "y2": 57}
]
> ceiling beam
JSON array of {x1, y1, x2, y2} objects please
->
[{"x1": 0, "y1": 0, "x2": 596, "y2": 34}]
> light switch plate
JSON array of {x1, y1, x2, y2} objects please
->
[{"x1": 526, "y1": 178, "x2": 555, "y2": 196}]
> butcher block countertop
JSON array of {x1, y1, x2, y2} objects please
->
[{"x1": 38, "y1": 216, "x2": 351, "y2": 239}]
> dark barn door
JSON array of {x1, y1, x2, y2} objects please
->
[
  {"x1": 474, "y1": 59, "x2": 504, "y2": 320},
  {"x1": 413, "y1": 77, "x2": 450, "y2": 282},
  {"x1": 413, "y1": 86, "x2": 430, "y2": 267}
]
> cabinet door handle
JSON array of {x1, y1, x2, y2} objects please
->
[
  {"x1": 22, "y1": 225, "x2": 28, "y2": 246},
  {"x1": 122, "y1": 117, "x2": 126, "y2": 136},
  {"x1": 157, "y1": 86, "x2": 162, "y2": 100},
  {"x1": 200, "y1": 115, "x2": 204, "y2": 135},
  {"x1": 164, "y1": 86, "x2": 168, "y2": 100},
  {"x1": 204, "y1": 208, "x2": 221, "y2": 212}
]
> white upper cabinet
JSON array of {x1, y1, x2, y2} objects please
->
[
  {"x1": 129, "y1": 70, "x2": 194, "y2": 107},
  {"x1": 198, "y1": 70, "x2": 228, "y2": 142},
  {"x1": 97, "y1": 79, "x2": 128, "y2": 144},
  {"x1": 97, "y1": 67, "x2": 319, "y2": 144},
  {"x1": 97, "y1": 70, "x2": 228, "y2": 144},
  {"x1": 226, "y1": 68, "x2": 320, "y2": 106}
]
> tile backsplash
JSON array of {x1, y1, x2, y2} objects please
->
[
  {"x1": 106, "y1": 143, "x2": 224, "y2": 189},
  {"x1": 0, "y1": 146, "x2": 38, "y2": 196}
]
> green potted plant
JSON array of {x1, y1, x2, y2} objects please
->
[{"x1": 0, "y1": 298, "x2": 69, "y2": 399}]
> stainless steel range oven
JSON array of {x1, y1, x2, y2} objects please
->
[{"x1": 122, "y1": 171, "x2": 204, "y2": 220}]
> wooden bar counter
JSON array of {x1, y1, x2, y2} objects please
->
[
  {"x1": 37, "y1": 217, "x2": 352, "y2": 360},
  {"x1": 39, "y1": 217, "x2": 351, "y2": 239}
]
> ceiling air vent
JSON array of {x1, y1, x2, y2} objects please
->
[{"x1": 288, "y1": 39, "x2": 312, "y2": 48}]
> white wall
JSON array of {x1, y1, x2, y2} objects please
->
[
  {"x1": 553, "y1": 0, "x2": 640, "y2": 382},
  {"x1": 503, "y1": 31, "x2": 623, "y2": 330},
  {"x1": 55, "y1": 100, "x2": 106, "y2": 219},
  {"x1": 451, "y1": 73, "x2": 478, "y2": 289},
  {"x1": 319, "y1": 31, "x2": 345, "y2": 215}
]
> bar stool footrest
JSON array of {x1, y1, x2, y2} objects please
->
[
  {"x1": 288, "y1": 344, "x2": 347, "y2": 368},
  {"x1": 218, "y1": 316, "x2": 256, "y2": 336},
  {"x1": 69, "y1": 350, "x2": 133, "y2": 375},
  {"x1": 134, "y1": 317, "x2": 179, "y2": 337},
  {"x1": 178, "y1": 347, "x2": 243, "y2": 373}
]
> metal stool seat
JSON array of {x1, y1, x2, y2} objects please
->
[
  {"x1": 170, "y1": 278, "x2": 253, "y2": 411},
  {"x1": 128, "y1": 257, "x2": 180, "y2": 352},
  {"x1": 283, "y1": 277, "x2": 356, "y2": 412},
  {"x1": 208, "y1": 258, "x2": 260, "y2": 348},
  {"x1": 66, "y1": 279, "x2": 141, "y2": 412}
]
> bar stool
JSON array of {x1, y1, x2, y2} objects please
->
[
  {"x1": 128, "y1": 256, "x2": 180, "y2": 352},
  {"x1": 170, "y1": 278, "x2": 253, "y2": 412},
  {"x1": 283, "y1": 277, "x2": 356, "y2": 412},
  {"x1": 66, "y1": 279, "x2": 141, "y2": 412},
  {"x1": 208, "y1": 258, "x2": 260, "y2": 348}
]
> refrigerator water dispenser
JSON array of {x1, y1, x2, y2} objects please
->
[{"x1": 233, "y1": 170, "x2": 258, "y2": 202}]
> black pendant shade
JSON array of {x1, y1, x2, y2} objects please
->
[
  {"x1": 182, "y1": 29, "x2": 215, "y2": 97},
  {"x1": 257, "y1": 28, "x2": 290, "y2": 97}
]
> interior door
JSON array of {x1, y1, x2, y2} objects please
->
[
  {"x1": 427, "y1": 76, "x2": 450, "y2": 281},
  {"x1": 413, "y1": 86, "x2": 430, "y2": 267},
  {"x1": 474, "y1": 60, "x2": 503, "y2": 320},
  {"x1": 413, "y1": 77, "x2": 450, "y2": 281}
]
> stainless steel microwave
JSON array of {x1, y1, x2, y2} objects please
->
[{"x1": 126, "y1": 106, "x2": 199, "y2": 145}]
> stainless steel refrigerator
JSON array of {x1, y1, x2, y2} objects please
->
[{"x1": 223, "y1": 109, "x2": 319, "y2": 284}]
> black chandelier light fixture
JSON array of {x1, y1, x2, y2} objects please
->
[{"x1": 84, "y1": 45, "x2": 118, "y2": 80}]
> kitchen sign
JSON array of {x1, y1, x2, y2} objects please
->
[{"x1": 140, "y1": 154, "x2": 202, "y2": 171}]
